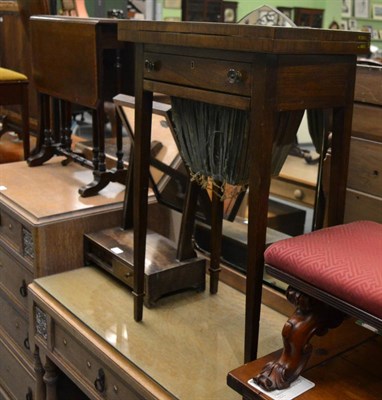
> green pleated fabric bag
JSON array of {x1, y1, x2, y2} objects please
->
[{"x1": 170, "y1": 97, "x2": 303, "y2": 200}]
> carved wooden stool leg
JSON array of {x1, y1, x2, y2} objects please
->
[
  {"x1": 253, "y1": 286, "x2": 345, "y2": 391},
  {"x1": 43, "y1": 357, "x2": 59, "y2": 400}
]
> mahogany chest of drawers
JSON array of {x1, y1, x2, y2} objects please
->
[
  {"x1": 345, "y1": 64, "x2": 382, "y2": 223},
  {"x1": 0, "y1": 159, "x2": 124, "y2": 399}
]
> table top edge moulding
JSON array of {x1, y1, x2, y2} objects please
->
[
  {"x1": 0, "y1": 159, "x2": 125, "y2": 224},
  {"x1": 28, "y1": 279, "x2": 177, "y2": 400},
  {"x1": 118, "y1": 21, "x2": 370, "y2": 54}
]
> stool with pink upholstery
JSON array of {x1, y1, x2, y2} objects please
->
[{"x1": 253, "y1": 220, "x2": 382, "y2": 391}]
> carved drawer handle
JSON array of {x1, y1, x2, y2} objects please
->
[
  {"x1": 144, "y1": 59, "x2": 158, "y2": 72},
  {"x1": 227, "y1": 69, "x2": 242, "y2": 84},
  {"x1": 19, "y1": 280, "x2": 28, "y2": 297},
  {"x1": 25, "y1": 388, "x2": 33, "y2": 400},
  {"x1": 24, "y1": 336, "x2": 30, "y2": 350},
  {"x1": 94, "y1": 368, "x2": 106, "y2": 393}
]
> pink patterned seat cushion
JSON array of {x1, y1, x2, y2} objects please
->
[{"x1": 264, "y1": 221, "x2": 382, "y2": 319}]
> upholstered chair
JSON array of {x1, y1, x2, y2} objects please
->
[
  {"x1": 254, "y1": 220, "x2": 382, "y2": 391},
  {"x1": 0, "y1": 67, "x2": 29, "y2": 158}
]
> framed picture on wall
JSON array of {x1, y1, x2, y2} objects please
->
[
  {"x1": 354, "y1": 0, "x2": 370, "y2": 18},
  {"x1": 341, "y1": 0, "x2": 352, "y2": 18},
  {"x1": 348, "y1": 18, "x2": 358, "y2": 30},
  {"x1": 373, "y1": 4, "x2": 382, "y2": 20},
  {"x1": 164, "y1": 0, "x2": 182, "y2": 9}
]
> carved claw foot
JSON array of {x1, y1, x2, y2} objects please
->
[{"x1": 253, "y1": 287, "x2": 345, "y2": 391}]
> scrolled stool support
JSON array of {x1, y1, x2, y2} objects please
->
[{"x1": 253, "y1": 286, "x2": 345, "y2": 391}]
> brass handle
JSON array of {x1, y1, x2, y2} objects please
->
[
  {"x1": 19, "y1": 280, "x2": 28, "y2": 297},
  {"x1": 294, "y1": 189, "x2": 304, "y2": 200},
  {"x1": 24, "y1": 336, "x2": 30, "y2": 350},
  {"x1": 94, "y1": 368, "x2": 106, "y2": 393},
  {"x1": 227, "y1": 69, "x2": 242, "y2": 84},
  {"x1": 25, "y1": 388, "x2": 33, "y2": 400},
  {"x1": 144, "y1": 59, "x2": 158, "y2": 72}
]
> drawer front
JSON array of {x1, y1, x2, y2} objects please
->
[
  {"x1": 352, "y1": 103, "x2": 382, "y2": 142},
  {"x1": 0, "y1": 337, "x2": 35, "y2": 400},
  {"x1": 0, "y1": 294, "x2": 31, "y2": 360},
  {"x1": 345, "y1": 189, "x2": 382, "y2": 223},
  {"x1": 270, "y1": 178, "x2": 315, "y2": 207},
  {"x1": 85, "y1": 241, "x2": 134, "y2": 288},
  {"x1": 0, "y1": 249, "x2": 33, "y2": 310},
  {"x1": 112, "y1": 259, "x2": 134, "y2": 287},
  {"x1": 54, "y1": 324, "x2": 142, "y2": 400},
  {"x1": 347, "y1": 138, "x2": 382, "y2": 197},
  {"x1": 143, "y1": 52, "x2": 251, "y2": 96},
  {"x1": 0, "y1": 210, "x2": 22, "y2": 254}
]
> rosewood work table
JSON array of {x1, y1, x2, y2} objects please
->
[{"x1": 117, "y1": 21, "x2": 369, "y2": 361}]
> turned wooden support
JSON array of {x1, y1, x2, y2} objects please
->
[
  {"x1": 33, "y1": 347, "x2": 46, "y2": 400},
  {"x1": 43, "y1": 357, "x2": 59, "y2": 400},
  {"x1": 253, "y1": 287, "x2": 345, "y2": 391}
]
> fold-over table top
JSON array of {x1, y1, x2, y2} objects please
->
[{"x1": 118, "y1": 21, "x2": 370, "y2": 55}]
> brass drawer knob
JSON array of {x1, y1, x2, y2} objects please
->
[
  {"x1": 8, "y1": 223, "x2": 13, "y2": 230},
  {"x1": 87, "y1": 360, "x2": 92, "y2": 368},
  {"x1": 227, "y1": 69, "x2": 242, "y2": 84},
  {"x1": 63, "y1": 338, "x2": 67, "y2": 346},
  {"x1": 293, "y1": 189, "x2": 304, "y2": 200},
  {"x1": 144, "y1": 59, "x2": 158, "y2": 72}
]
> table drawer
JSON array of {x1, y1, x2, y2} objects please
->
[
  {"x1": 0, "y1": 336, "x2": 35, "y2": 400},
  {"x1": 53, "y1": 324, "x2": 143, "y2": 400},
  {"x1": 270, "y1": 178, "x2": 315, "y2": 207},
  {"x1": 0, "y1": 294, "x2": 31, "y2": 360},
  {"x1": 143, "y1": 52, "x2": 251, "y2": 96},
  {"x1": 347, "y1": 138, "x2": 382, "y2": 197},
  {"x1": 352, "y1": 103, "x2": 382, "y2": 142},
  {"x1": 85, "y1": 241, "x2": 134, "y2": 288},
  {"x1": 0, "y1": 248, "x2": 33, "y2": 310},
  {"x1": 0, "y1": 210, "x2": 23, "y2": 254}
]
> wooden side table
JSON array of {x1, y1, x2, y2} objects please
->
[
  {"x1": 27, "y1": 16, "x2": 134, "y2": 197},
  {"x1": 117, "y1": 21, "x2": 369, "y2": 361}
]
